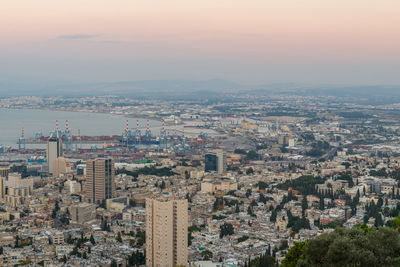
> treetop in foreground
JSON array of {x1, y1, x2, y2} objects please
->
[{"x1": 282, "y1": 227, "x2": 400, "y2": 267}]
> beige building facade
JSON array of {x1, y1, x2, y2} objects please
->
[
  {"x1": 0, "y1": 173, "x2": 33, "y2": 208},
  {"x1": 146, "y1": 197, "x2": 188, "y2": 267},
  {"x1": 69, "y1": 202, "x2": 97, "y2": 224},
  {"x1": 52, "y1": 157, "x2": 71, "y2": 177},
  {"x1": 65, "y1": 180, "x2": 82, "y2": 194},
  {"x1": 84, "y1": 158, "x2": 115, "y2": 204},
  {"x1": 0, "y1": 167, "x2": 9, "y2": 179},
  {"x1": 201, "y1": 180, "x2": 238, "y2": 194},
  {"x1": 47, "y1": 136, "x2": 63, "y2": 174}
]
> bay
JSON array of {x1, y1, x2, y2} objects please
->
[{"x1": 0, "y1": 109, "x2": 161, "y2": 148}]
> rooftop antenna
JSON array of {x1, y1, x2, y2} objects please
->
[
  {"x1": 66, "y1": 120, "x2": 73, "y2": 150},
  {"x1": 19, "y1": 128, "x2": 26, "y2": 150},
  {"x1": 136, "y1": 120, "x2": 140, "y2": 143},
  {"x1": 147, "y1": 119, "x2": 150, "y2": 141},
  {"x1": 78, "y1": 128, "x2": 81, "y2": 149},
  {"x1": 56, "y1": 120, "x2": 59, "y2": 137}
]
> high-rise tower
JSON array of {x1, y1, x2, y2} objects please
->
[
  {"x1": 84, "y1": 158, "x2": 115, "y2": 205},
  {"x1": 205, "y1": 150, "x2": 226, "y2": 174},
  {"x1": 146, "y1": 197, "x2": 188, "y2": 267},
  {"x1": 47, "y1": 136, "x2": 63, "y2": 174}
]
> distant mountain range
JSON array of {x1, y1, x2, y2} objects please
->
[
  {"x1": 0, "y1": 79, "x2": 399, "y2": 101},
  {"x1": 0, "y1": 79, "x2": 240, "y2": 98}
]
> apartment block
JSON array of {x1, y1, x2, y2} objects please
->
[
  {"x1": 84, "y1": 158, "x2": 115, "y2": 204},
  {"x1": 146, "y1": 197, "x2": 188, "y2": 267}
]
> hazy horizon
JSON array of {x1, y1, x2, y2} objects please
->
[{"x1": 1, "y1": 0, "x2": 400, "y2": 90}]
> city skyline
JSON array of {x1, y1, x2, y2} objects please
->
[
  {"x1": 2, "y1": 84, "x2": 400, "y2": 266},
  {"x1": 1, "y1": 1, "x2": 400, "y2": 266}
]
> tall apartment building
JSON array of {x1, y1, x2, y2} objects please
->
[
  {"x1": 0, "y1": 173, "x2": 33, "y2": 207},
  {"x1": 69, "y1": 202, "x2": 97, "y2": 224},
  {"x1": 0, "y1": 167, "x2": 9, "y2": 200},
  {"x1": 47, "y1": 136, "x2": 63, "y2": 174},
  {"x1": 84, "y1": 158, "x2": 115, "y2": 205},
  {"x1": 0, "y1": 167, "x2": 9, "y2": 179},
  {"x1": 65, "y1": 180, "x2": 82, "y2": 194},
  {"x1": 146, "y1": 197, "x2": 188, "y2": 267},
  {"x1": 52, "y1": 157, "x2": 71, "y2": 177},
  {"x1": 205, "y1": 150, "x2": 226, "y2": 174}
]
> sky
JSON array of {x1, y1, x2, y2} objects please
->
[{"x1": 1, "y1": 0, "x2": 400, "y2": 86}]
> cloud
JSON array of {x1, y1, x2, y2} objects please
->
[
  {"x1": 57, "y1": 34, "x2": 99, "y2": 39},
  {"x1": 102, "y1": 40, "x2": 123, "y2": 44}
]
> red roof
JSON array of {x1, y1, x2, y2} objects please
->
[
  {"x1": 288, "y1": 188, "x2": 300, "y2": 195},
  {"x1": 320, "y1": 219, "x2": 331, "y2": 224}
]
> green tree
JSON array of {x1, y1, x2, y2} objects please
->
[
  {"x1": 66, "y1": 234, "x2": 73, "y2": 244},
  {"x1": 280, "y1": 239, "x2": 289, "y2": 250},
  {"x1": 270, "y1": 209, "x2": 277, "y2": 223},
  {"x1": 116, "y1": 166, "x2": 176, "y2": 177},
  {"x1": 259, "y1": 193, "x2": 267, "y2": 204},
  {"x1": 219, "y1": 222, "x2": 234, "y2": 238},
  {"x1": 14, "y1": 235, "x2": 19, "y2": 248},
  {"x1": 282, "y1": 227, "x2": 400, "y2": 267},
  {"x1": 201, "y1": 250, "x2": 213, "y2": 260},
  {"x1": 319, "y1": 196, "x2": 325, "y2": 210},
  {"x1": 248, "y1": 252, "x2": 277, "y2": 267},
  {"x1": 246, "y1": 189, "x2": 252, "y2": 198},
  {"x1": 136, "y1": 231, "x2": 145, "y2": 247},
  {"x1": 246, "y1": 167, "x2": 254, "y2": 175},
  {"x1": 90, "y1": 234, "x2": 95, "y2": 244},
  {"x1": 247, "y1": 205, "x2": 254, "y2": 216},
  {"x1": 188, "y1": 231, "x2": 193, "y2": 246},
  {"x1": 213, "y1": 197, "x2": 224, "y2": 211},
  {"x1": 116, "y1": 232, "x2": 122, "y2": 243},
  {"x1": 238, "y1": 235, "x2": 249, "y2": 243},
  {"x1": 51, "y1": 200, "x2": 59, "y2": 219},
  {"x1": 127, "y1": 251, "x2": 145, "y2": 266},
  {"x1": 101, "y1": 220, "x2": 108, "y2": 231},
  {"x1": 277, "y1": 175, "x2": 324, "y2": 195},
  {"x1": 301, "y1": 196, "x2": 308, "y2": 216},
  {"x1": 391, "y1": 212, "x2": 400, "y2": 230},
  {"x1": 111, "y1": 259, "x2": 118, "y2": 267},
  {"x1": 160, "y1": 180, "x2": 166, "y2": 190},
  {"x1": 70, "y1": 246, "x2": 78, "y2": 256},
  {"x1": 234, "y1": 148, "x2": 247, "y2": 154},
  {"x1": 235, "y1": 203, "x2": 240, "y2": 213},
  {"x1": 281, "y1": 242, "x2": 307, "y2": 267},
  {"x1": 246, "y1": 150, "x2": 259, "y2": 160}
]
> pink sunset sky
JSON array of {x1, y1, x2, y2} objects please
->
[{"x1": 1, "y1": 0, "x2": 400, "y2": 85}]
